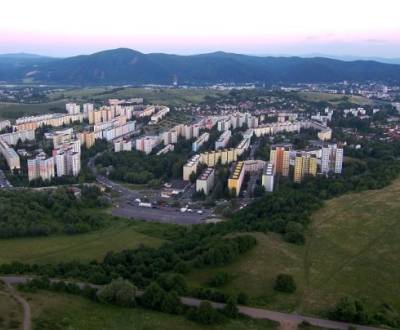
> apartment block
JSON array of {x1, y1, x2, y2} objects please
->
[
  {"x1": 215, "y1": 130, "x2": 231, "y2": 149},
  {"x1": 192, "y1": 132, "x2": 210, "y2": 152},
  {"x1": 270, "y1": 144, "x2": 292, "y2": 176},
  {"x1": 0, "y1": 120, "x2": 11, "y2": 131},
  {"x1": 0, "y1": 129, "x2": 35, "y2": 146},
  {"x1": 183, "y1": 154, "x2": 200, "y2": 181},
  {"x1": 321, "y1": 144, "x2": 343, "y2": 174},
  {"x1": 0, "y1": 140, "x2": 20, "y2": 170},
  {"x1": 114, "y1": 139, "x2": 132, "y2": 152},
  {"x1": 27, "y1": 153, "x2": 55, "y2": 182},
  {"x1": 235, "y1": 138, "x2": 251, "y2": 156},
  {"x1": 200, "y1": 148, "x2": 237, "y2": 167},
  {"x1": 217, "y1": 118, "x2": 231, "y2": 132},
  {"x1": 135, "y1": 136, "x2": 160, "y2": 155},
  {"x1": 196, "y1": 167, "x2": 215, "y2": 195},
  {"x1": 156, "y1": 144, "x2": 175, "y2": 156},
  {"x1": 262, "y1": 163, "x2": 275, "y2": 192},
  {"x1": 293, "y1": 152, "x2": 318, "y2": 183},
  {"x1": 150, "y1": 106, "x2": 170, "y2": 123},
  {"x1": 66, "y1": 103, "x2": 81, "y2": 115},
  {"x1": 228, "y1": 161, "x2": 245, "y2": 196}
]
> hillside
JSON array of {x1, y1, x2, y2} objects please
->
[
  {"x1": 184, "y1": 179, "x2": 400, "y2": 315},
  {"x1": 1, "y1": 48, "x2": 400, "y2": 85}
]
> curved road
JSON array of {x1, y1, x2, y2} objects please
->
[{"x1": 1, "y1": 276, "x2": 385, "y2": 330}]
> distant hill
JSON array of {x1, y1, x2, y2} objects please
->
[
  {"x1": 1, "y1": 48, "x2": 400, "y2": 85},
  {"x1": 0, "y1": 53, "x2": 58, "y2": 82}
]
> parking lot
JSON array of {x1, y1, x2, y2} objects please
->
[{"x1": 112, "y1": 203, "x2": 211, "y2": 225}]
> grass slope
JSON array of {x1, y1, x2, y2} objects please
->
[
  {"x1": 23, "y1": 291, "x2": 278, "y2": 330},
  {"x1": 185, "y1": 180, "x2": 400, "y2": 315},
  {"x1": 0, "y1": 220, "x2": 165, "y2": 264}
]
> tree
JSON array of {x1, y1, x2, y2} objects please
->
[
  {"x1": 161, "y1": 291, "x2": 183, "y2": 314},
  {"x1": 141, "y1": 282, "x2": 166, "y2": 310},
  {"x1": 195, "y1": 301, "x2": 221, "y2": 325},
  {"x1": 96, "y1": 278, "x2": 137, "y2": 307},
  {"x1": 223, "y1": 296, "x2": 239, "y2": 318},
  {"x1": 274, "y1": 274, "x2": 296, "y2": 293}
]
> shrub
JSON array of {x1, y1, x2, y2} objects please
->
[{"x1": 274, "y1": 274, "x2": 296, "y2": 293}]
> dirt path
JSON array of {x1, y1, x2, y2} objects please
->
[{"x1": 4, "y1": 281, "x2": 31, "y2": 330}]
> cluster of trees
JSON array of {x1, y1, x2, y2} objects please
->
[
  {"x1": 95, "y1": 148, "x2": 187, "y2": 185},
  {"x1": 231, "y1": 187, "x2": 321, "y2": 244},
  {"x1": 329, "y1": 297, "x2": 400, "y2": 328},
  {"x1": 0, "y1": 186, "x2": 109, "y2": 238},
  {"x1": 0, "y1": 234, "x2": 256, "y2": 289},
  {"x1": 19, "y1": 276, "x2": 241, "y2": 326}
]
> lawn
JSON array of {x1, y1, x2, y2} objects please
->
[
  {"x1": 0, "y1": 220, "x2": 166, "y2": 264},
  {"x1": 22, "y1": 291, "x2": 278, "y2": 330},
  {"x1": 185, "y1": 179, "x2": 400, "y2": 316}
]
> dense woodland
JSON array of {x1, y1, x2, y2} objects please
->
[
  {"x1": 0, "y1": 186, "x2": 109, "y2": 238},
  {"x1": 95, "y1": 137, "x2": 192, "y2": 185}
]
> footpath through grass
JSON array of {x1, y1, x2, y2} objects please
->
[
  {"x1": 185, "y1": 179, "x2": 400, "y2": 316},
  {"x1": 0, "y1": 220, "x2": 166, "y2": 264}
]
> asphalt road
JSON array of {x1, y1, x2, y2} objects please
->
[
  {"x1": 1, "y1": 276, "x2": 385, "y2": 330},
  {"x1": 112, "y1": 204, "x2": 210, "y2": 225}
]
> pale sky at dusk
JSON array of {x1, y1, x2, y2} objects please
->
[{"x1": 1, "y1": 0, "x2": 399, "y2": 57}]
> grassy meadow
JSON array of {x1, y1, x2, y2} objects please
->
[
  {"x1": 0, "y1": 220, "x2": 166, "y2": 264},
  {"x1": 185, "y1": 179, "x2": 400, "y2": 315}
]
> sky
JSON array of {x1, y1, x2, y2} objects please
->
[{"x1": 0, "y1": 0, "x2": 399, "y2": 58}]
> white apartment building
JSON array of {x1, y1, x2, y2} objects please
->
[
  {"x1": 183, "y1": 154, "x2": 200, "y2": 181},
  {"x1": 66, "y1": 103, "x2": 81, "y2": 115},
  {"x1": 114, "y1": 139, "x2": 132, "y2": 152},
  {"x1": 83, "y1": 103, "x2": 94, "y2": 114},
  {"x1": 196, "y1": 167, "x2": 215, "y2": 195},
  {"x1": 215, "y1": 130, "x2": 231, "y2": 149},
  {"x1": 135, "y1": 136, "x2": 160, "y2": 155},
  {"x1": 0, "y1": 129, "x2": 35, "y2": 146},
  {"x1": 192, "y1": 132, "x2": 210, "y2": 152},
  {"x1": 0, "y1": 120, "x2": 11, "y2": 131},
  {"x1": 217, "y1": 118, "x2": 231, "y2": 132},
  {"x1": 0, "y1": 140, "x2": 20, "y2": 170},
  {"x1": 27, "y1": 153, "x2": 55, "y2": 182},
  {"x1": 150, "y1": 106, "x2": 170, "y2": 123},
  {"x1": 321, "y1": 144, "x2": 344, "y2": 174},
  {"x1": 156, "y1": 144, "x2": 175, "y2": 156},
  {"x1": 262, "y1": 163, "x2": 275, "y2": 192},
  {"x1": 162, "y1": 130, "x2": 178, "y2": 145}
]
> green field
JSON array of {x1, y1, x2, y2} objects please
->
[
  {"x1": 0, "y1": 220, "x2": 166, "y2": 264},
  {"x1": 0, "y1": 101, "x2": 66, "y2": 120},
  {"x1": 298, "y1": 91, "x2": 373, "y2": 105},
  {"x1": 185, "y1": 179, "x2": 400, "y2": 315},
  {"x1": 48, "y1": 87, "x2": 227, "y2": 107},
  {"x1": 19, "y1": 291, "x2": 278, "y2": 330}
]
